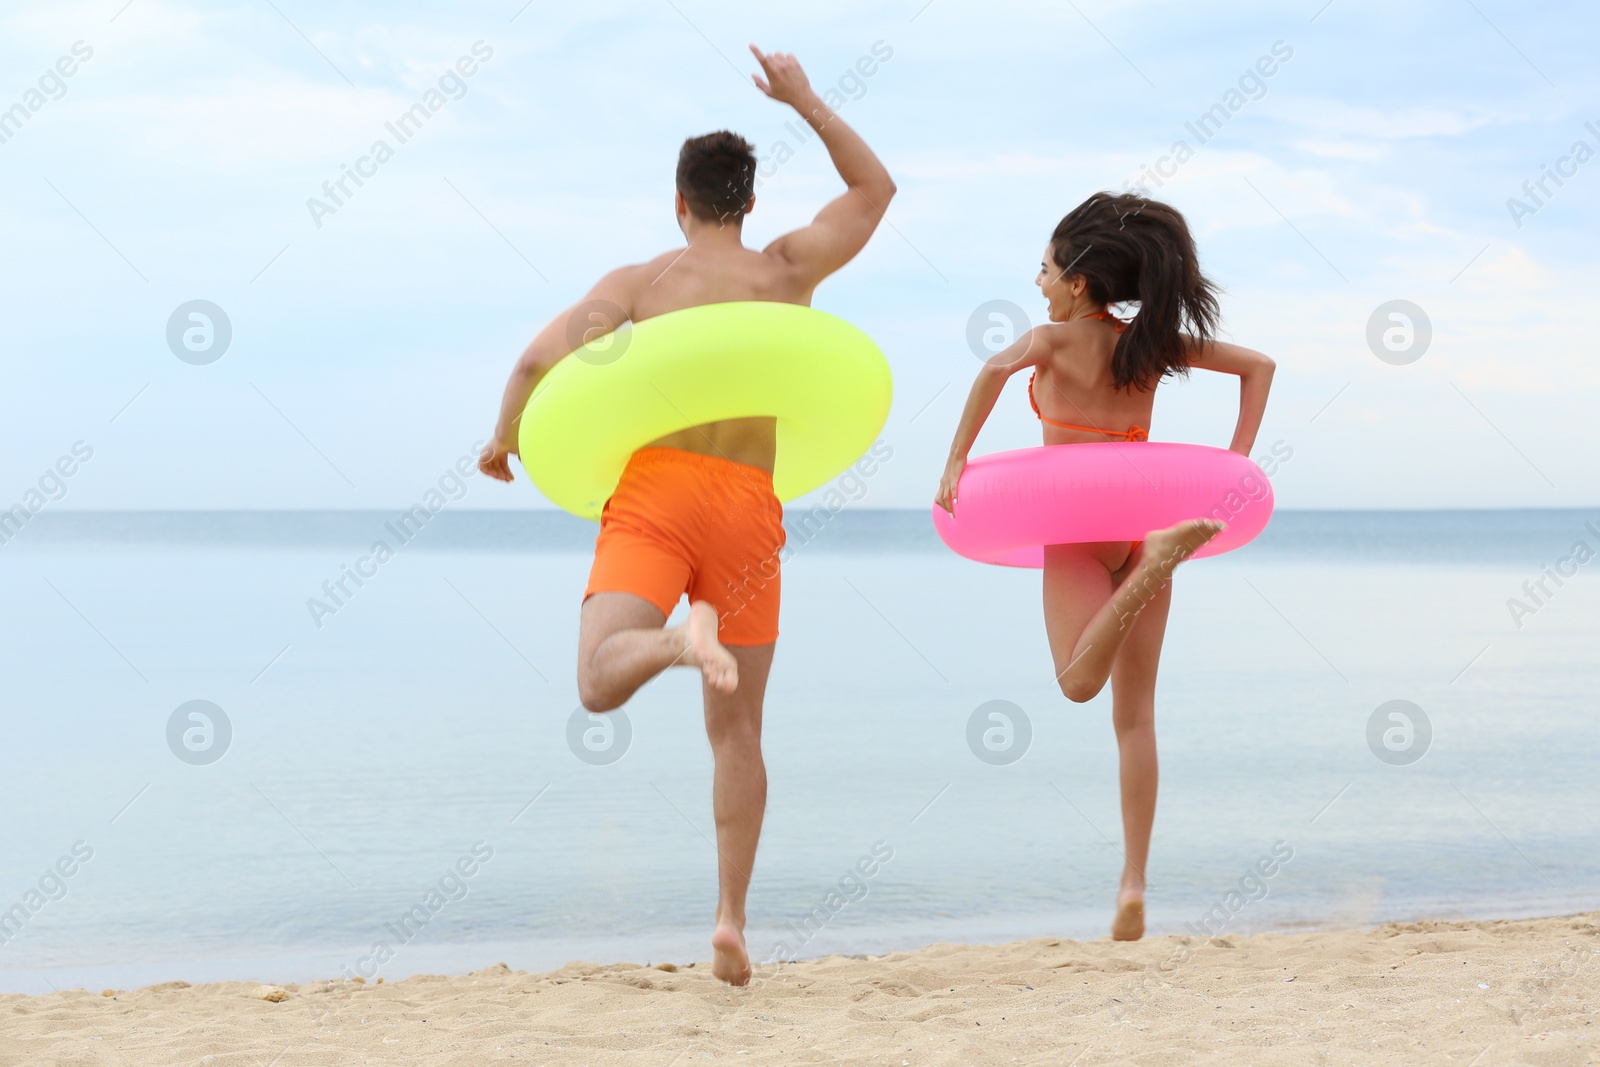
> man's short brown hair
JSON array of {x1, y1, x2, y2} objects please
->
[{"x1": 676, "y1": 131, "x2": 757, "y2": 224}]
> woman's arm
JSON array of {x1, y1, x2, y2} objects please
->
[
  {"x1": 934, "y1": 329, "x2": 1052, "y2": 514},
  {"x1": 1187, "y1": 338, "x2": 1275, "y2": 457}
]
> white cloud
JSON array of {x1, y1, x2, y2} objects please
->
[{"x1": 1267, "y1": 97, "x2": 1503, "y2": 141}]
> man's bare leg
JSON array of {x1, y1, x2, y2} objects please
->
[
  {"x1": 1044, "y1": 519, "x2": 1221, "y2": 704},
  {"x1": 702, "y1": 642, "x2": 774, "y2": 986},
  {"x1": 577, "y1": 594, "x2": 738, "y2": 712},
  {"x1": 1106, "y1": 542, "x2": 1174, "y2": 941}
]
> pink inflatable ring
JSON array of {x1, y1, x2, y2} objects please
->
[{"x1": 932, "y1": 442, "x2": 1274, "y2": 568}]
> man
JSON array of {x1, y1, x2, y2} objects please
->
[{"x1": 478, "y1": 45, "x2": 895, "y2": 986}]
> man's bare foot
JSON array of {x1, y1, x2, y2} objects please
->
[
  {"x1": 1111, "y1": 894, "x2": 1145, "y2": 941},
  {"x1": 711, "y1": 921, "x2": 752, "y2": 986},
  {"x1": 1141, "y1": 518, "x2": 1225, "y2": 575},
  {"x1": 683, "y1": 601, "x2": 738, "y2": 695}
]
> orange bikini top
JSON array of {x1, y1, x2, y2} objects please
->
[{"x1": 1027, "y1": 309, "x2": 1149, "y2": 442}]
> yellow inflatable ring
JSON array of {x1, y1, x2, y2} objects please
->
[{"x1": 518, "y1": 301, "x2": 893, "y2": 520}]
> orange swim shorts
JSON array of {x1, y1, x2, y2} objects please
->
[{"x1": 584, "y1": 447, "x2": 787, "y2": 646}]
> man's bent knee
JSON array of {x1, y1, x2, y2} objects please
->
[{"x1": 578, "y1": 673, "x2": 623, "y2": 714}]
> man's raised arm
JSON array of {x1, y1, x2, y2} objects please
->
[{"x1": 751, "y1": 46, "x2": 897, "y2": 288}]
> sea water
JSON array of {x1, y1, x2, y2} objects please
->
[{"x1": 0, "y1": 509, "x2": 1596, "y2": 993}]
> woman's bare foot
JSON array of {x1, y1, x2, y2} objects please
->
[
  {"x1": 711, "y1": 921, "x2": 752, "y2": 986},
  {"x1": 1140, "y1": 518, "x2": 1225, "y2": 576},
  {"x1": 682, "y1": 601, "x2": 738, "y2": 695},
  {"x1": 1111, "y1": 893, "x2": 1145, "y2": 941}
]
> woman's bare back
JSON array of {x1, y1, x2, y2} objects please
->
[{"x1": 1028, "y1": 317, "x2": 1158, "y2": 447}]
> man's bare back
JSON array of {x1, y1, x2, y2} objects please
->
[{"x1": 601, "y1": 235, "x2": 824, "y2": 471}]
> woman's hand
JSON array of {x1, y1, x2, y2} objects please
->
[
  {"x1": 478, "y1": 431, "x2": 519, "y2": 483},
  {"x1": 934, "y1": 457, "x2": 966, "y2": 515}
]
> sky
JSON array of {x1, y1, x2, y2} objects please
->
[{"x1": 1, "y1": 0, "x2": 1596, "y2": 511}]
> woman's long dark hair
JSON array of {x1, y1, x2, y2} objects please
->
[{"x1": 1048, "y1": 192, "x2": 1221, "y2": 392}]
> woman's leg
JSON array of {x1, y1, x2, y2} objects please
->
[
  {"x1": 1043, "y1": 519, "x2": 1220, "y2": 703},
  {"x1": 1105, "y1": 542, "x2": 1174, "y2": 940},
  {"x1": 1042, "y1": 541, "x2": 1119, "y2": 692}
]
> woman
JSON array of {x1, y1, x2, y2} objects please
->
[{"x1": 935, "y1": 192, "x2": 1275, "y2": 940}]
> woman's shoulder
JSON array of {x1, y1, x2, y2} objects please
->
[
  {"x1": 1037, "y1": 315, "x2": 1118, "y2": 339},
  {"x1": 1027, "y1": 318, "x2": 1106, "y2": 364}
]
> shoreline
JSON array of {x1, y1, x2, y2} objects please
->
[
  {"x1": 6, "y1": 894, "x2": 1591, "y2": 999},
  {"x1": 4, "y1": 894, "x2": 1593, "y2": 996},
  {"x1": 5, "y1": 911, "x2": 1597, "y2": 1064}
]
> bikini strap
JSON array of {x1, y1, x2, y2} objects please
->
[
  {"x1": 1089, "y1": 308, "x2": 1129, "y2": 333},
  {"x1": 1027, "y1": 372, "x2": 1149, "y2": 442}
]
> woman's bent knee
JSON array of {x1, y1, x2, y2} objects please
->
[{"x1": 1059, "y1": 675, "x2": 1103, "y2": 704}]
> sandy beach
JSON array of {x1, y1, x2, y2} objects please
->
[{"x1": 5, "y1": 913, "x2": 1597, "y2": 1066}]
